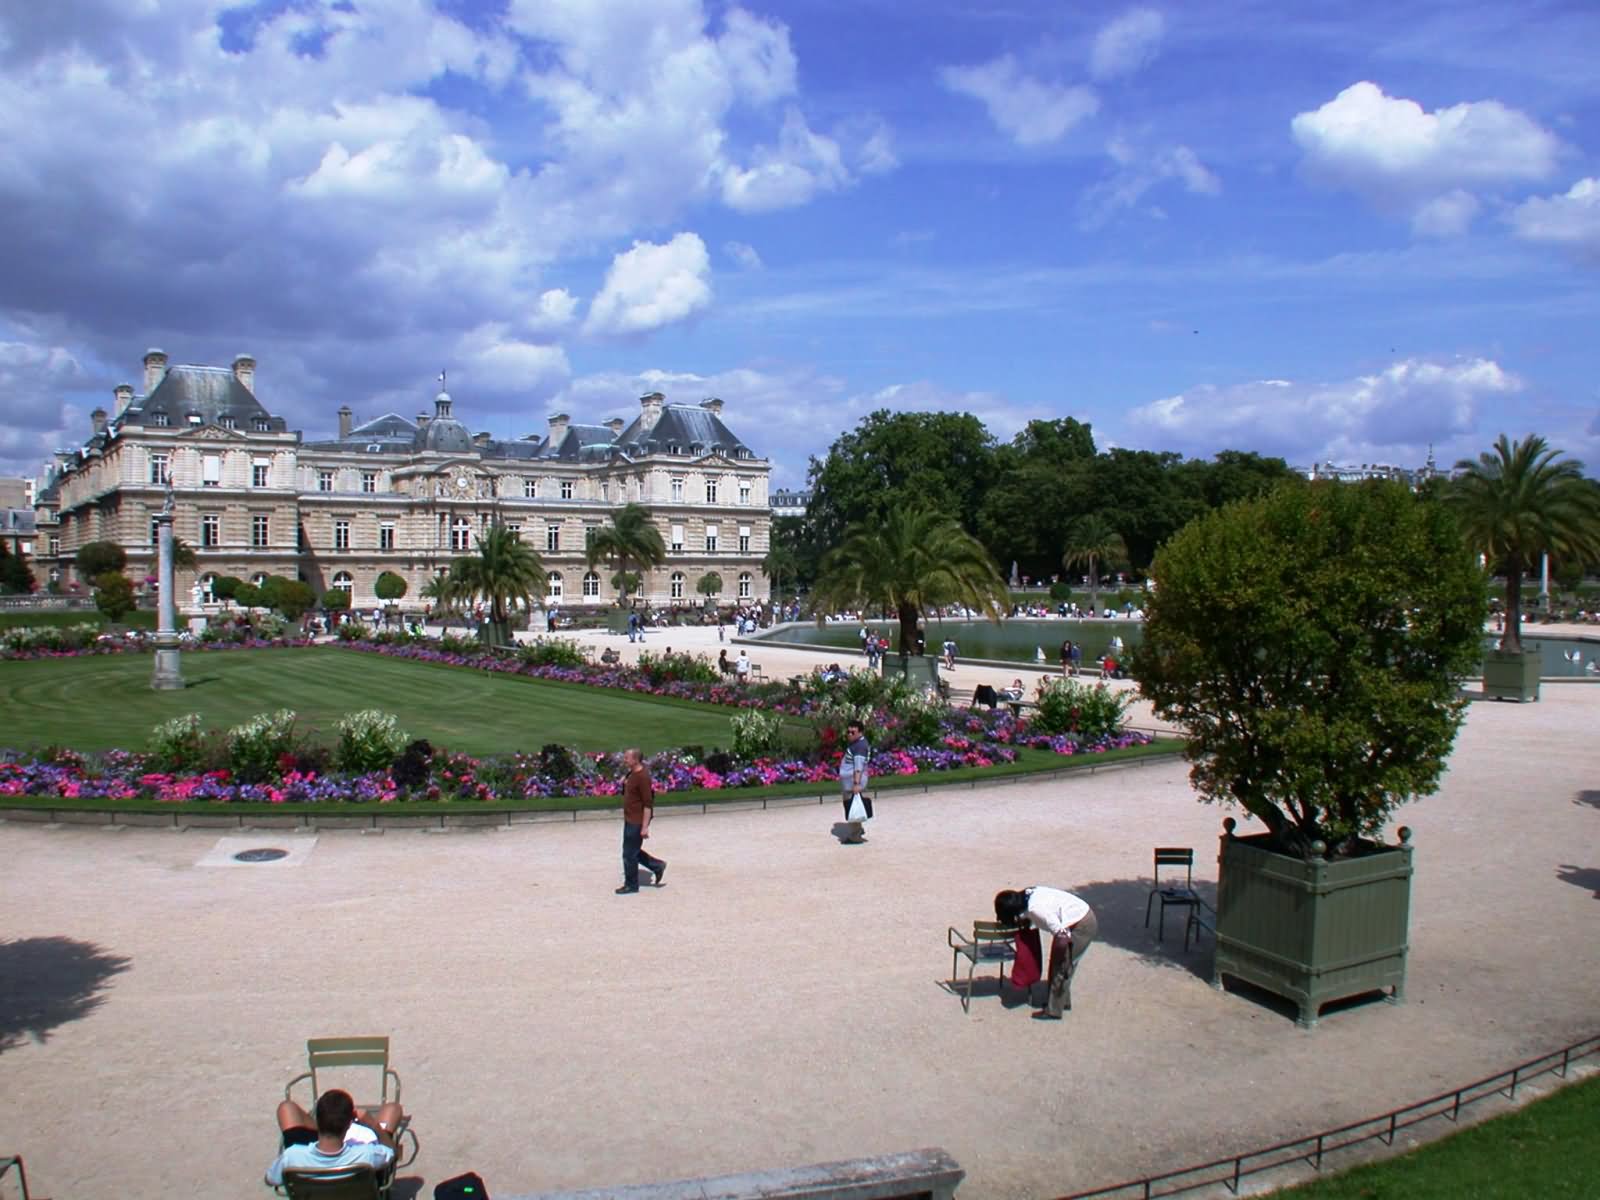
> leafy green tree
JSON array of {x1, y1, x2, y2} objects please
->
[
  {"x1": 1180, "y1": 450, "x2": 1301, "y2": 509},
  {"x1": 1087, "y1": 449, "x2": 1206, "y2": 570},
  {"x1": 211, "y1": 575, "x2": 242, "y2": 605},
  {"x1": 610, "y1": 570, "x2": 641, "y2": 598},
  {"x1": 812, "y1": 505, "x2": 1009, "y2": 657},
  {"x1": 419, "y1": 574, "x2": 453, "y2": 612},
  {"x1": 806, "y1": 410, "x2": 996, "y2": 550},
  {"x1": 374, "y1": 571, "x2": 408, "y2": 602},
  {"x1": 769, "y1": 514, "x2": 821, "y2": 592},
  {"x1": 977, "y1": 420, "x2": 1099, "y2": 580},
  {"x1": 1134, "y1": 481, "x2": 1484, "y2": 855},
  {"x1": 233, "y1": 582, "x2": 263, "y2": 608},
  {"x1": 1061, "y1": 514, "x2": 1123, "y2": 614},
  {"x1": 762, "y1": 543, "x2": 798, "y2": 604},
  {"x1": 1449, "y1": 435, "x2": 1600, "y2": 655},
  {"x1": 0, "y1": 541, "x2": 36, "y2": 594},
  {"x1": 322, "y1": 586, "x2": 351, "y2": 612},
  {"x1": 446, "y1": 522, "x2": 548, "y2": 645},
  {"x1": 91, "y1": 572, "x2": 134, "y2": 622},
  {"x1": 171, "y1": 537, "x2": 198, "y2": 570},
  {"x1": 696, "y1": 571, "x2": 722, "y2": 599},
  {"x1": 259, "y1": 575, "x2": 315, "y2": 621},
  {"x1": 585, "y1": 502, "x2": 667, "y2": 608},
  {"x1": 76, "y1": 540, "x2": 127, "y2": 580}
]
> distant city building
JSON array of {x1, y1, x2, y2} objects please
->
[
  {"x1": 770, "y1": 488, "x2": 812, "y2": 518},
  {"x1": 1297, "y1": 448, "x2": 1446, "y2": 488},
  {"x1": 0, "y1": 477, "x2": 34, "y2": 508},
  {"x1": 30, "y1": 350, "x2": 774, "y2": 607}
]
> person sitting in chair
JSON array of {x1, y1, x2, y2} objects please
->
[
  {"x1": 998, "y1": 677, "x2": 1026, "y2": 716},
  {"x1": 995, "y1": 886, "x2": 1099, "y2": 1020},
  {"x1": 266, "y1": 1088, "x2": 404, "y2": 1186},
  {"x1": 600, "y1": 646, "x2": 622, "y2": 665}
]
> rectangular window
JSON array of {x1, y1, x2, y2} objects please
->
[
  {"x1": 450, "y1": 519, "x2": 471, "y2": 552},
  {"x1": 585, "y1": 525, "x2": 598, "y2": 549},
  {"x1": 318, "y1": 470, "x2": 334, "y2": 492},
  {"x1": 152, "y1": 411, "x2": 170, "y2": 427},
  {"x1": 738, "y1": 480, "x2": 751, "y2": 505},
  {"x1": 560, "y1": 479, "x2": 574, "y2": 500},
  {"x1": 670, "y1": 523, "x2": 684, "y2": 552},
  {"x1": 524, "y1": 478, "x2": 537, "y2": 498},
  {"x1": 671, "y1": 477, "x2": 684, "y2": 502},
  {"x1": 705, "y1": 524, "x2": 719, "y2": 553},
  {"x1": 201, "y1": 514, "x2": 220, "y2": 548},
  {"x1": 49, "y1": 535, "x2": 61, "y2": 556},
  {"x1": 705, "y1": 479, "x2": 718, "y2": 504},
  {"x1": 252, "y1": 458, "x2": 270, "y2": 487},
  {"x1": 149, "y1": 453, "x2": 169, "y2": 484},
  {"x1": 546, "y1": 524, "x2": 560, "y2": 553},
  {"x1": 361, "y1": 471, "x2": 377, "y2": 494},
  {"x1": 379, "y1": 522, "x2": 395, "y2": 551},
  {"x1": 252, "y1": 515, "x2": 269, "y2": 547},
  {"x1": 600, "y1": 481, "x2": 609, "y2": 501},
  {"x1": 738, "y1": 525, "x2": 751, "y2": 553},
  {"x1": 202, "y1": 454, "x2": 221, "y2": 486},
  {"x1": 150, "y1": 518, "x2": 161, "y2": 545},
  {"x1": 505, "y1": 523, "x2": 521, "y2": 542},
  {"x1": 334, "y1": 520, "x2": 350, "y2": 551}
]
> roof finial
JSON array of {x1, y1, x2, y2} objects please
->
[{"x1": 438, "y1": 368, "x2": 447, "y2": 392}]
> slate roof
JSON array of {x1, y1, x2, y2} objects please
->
[
  {"x1": 302, "y1": 412, "x2": 419, "y2": 454},
  {"x1": 119, "y1": 365, "x2": 287, "y2": 432},
  {"x1": 614, "y1": 405, "x2": 755, "y2": 459}
]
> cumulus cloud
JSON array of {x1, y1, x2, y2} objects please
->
[
  {"x1": 1291, "y1": 81, "x2": 1561, "y2": 233},
  {"x1": 1090, "y1": 9, "x2": 1165, "y2": 81},
  {"x1": 1507, "y1": 178, "x2": 1600, "y2": 259},
  {"x1": 940, "y1": 55, "x2": 1099, "y2": 146},
  {"x1": 0, "y1": 334, "x2": 96, "y2": 470},
  {"x1": 1080, "y1": 138, "x2": 1220, "y2": 227},
  {"x1": 584, "y1": 233, "x2": 713, "y2": 337},
  {"x1": 719, "y1": 108, "x2": 850, "y2": 212},
  {"x1": 453, "y1": 323, "x2": 571, "y2": 395},
  {"x1": 1122, "y1": 357, "x2": 1521, "y2": 464},
  {"x1": 724, "y1": 241, "x2": 764, "y2": 270}
]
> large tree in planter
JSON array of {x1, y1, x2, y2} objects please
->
[
  {"x1": 1449, "y1": 434, "x2": 1600, "y2": 656},
  {"x1": 812, "y1": 506, "x2": 1009, "y2": 657},
  {"x1": 1133, "y1": 480, "x2": 1484, "y2": 857},
  {"x1": 586, "y1": 503, "x2": 666, "y2": 608},
  {"x1": 446, "y1": 522, "x2": 547, "y2": 645}
]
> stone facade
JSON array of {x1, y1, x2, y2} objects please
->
[{"x1": 32, "y1": 351, "x2": 773, "y2": 609}]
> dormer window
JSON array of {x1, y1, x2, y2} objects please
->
[
  {"x1": 220, "y1": 416, "x2": 236, "y2": 429},
  {"x1": 187, "y1": 413, "x2": 203, "y2": 426},
  {"x1": 151, "y1": 411, "x2": 170, "y2": 427},
  {"x1": 254, "y1": 419, "x2": 271, "y2": 431}
]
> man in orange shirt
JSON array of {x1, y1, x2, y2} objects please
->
[{"x1": 616, "y1": 747, "x2": 667, "y2": 894}]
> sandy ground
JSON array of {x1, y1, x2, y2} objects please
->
[{"x1": 2, "y1": 628, "x2": 1598, "y2": 1199}]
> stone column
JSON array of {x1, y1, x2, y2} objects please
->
[
  {"x1": 1539, "y1": 552, "x2": 1550, "y2": 610},
  {"x1": 151, "y1": 506, "x2": 184, "y2": 690}
]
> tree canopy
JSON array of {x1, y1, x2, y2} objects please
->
[
  {"x1": 93, "y1": 571, "x2": 135, "y2": 622},
  {"x1": 446, "y1": 523, "x2": 547, "y2": 645},
  {"x1": 77, "y1": 540, "x2": 127, "y2": 579},
  {"x1": 374, "y1": 571, "x2": 408, "y2": 602},
  {"x1": 585, "y1": 502, "x2": 667, "y2": 608},
  {"x1": 0, "y1": 541, "x2": 35, "y2": 594},
  {"x1": 1133, "y1": 480, "x2": 1485, "y2": 855}
]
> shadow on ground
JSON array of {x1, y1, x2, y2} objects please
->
[
  {"x1": 1556, "y1": 865, "x2": 1600, "y2": 898},
  {"x1": 1576, "y1": 790, "x2": 1600, "y2": 811},
  {"x1": 0, "y1": 936, "x2": 132, "y2": 1054},
  {"x1": 1072, "y1": 877, "x2": 1216, "y2": 982}
]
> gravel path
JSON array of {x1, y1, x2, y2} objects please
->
[{"x1": 1, "y1": 639, "x2": 1596, "y2": 1199}]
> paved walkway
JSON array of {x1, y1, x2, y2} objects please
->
[{"x1": 1, "y1": 641, "x2": 1597, "y2": 1198}]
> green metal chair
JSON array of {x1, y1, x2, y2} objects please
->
[
  {"x1": 947, "y1": 920, "x2": 1020, "y2": 1013},
  {"x1": 279, "y1": 1165, "x2": 385, "y2": 1200},
  {"x1": 1144, "y1": 847, "x2": 1201, "y2": 941},
  {"x1": 275, "y1": 1037, "x2": 418, "y2": 1196},
  {"x1": 0, "y1": 1155, "x2": 44, "y2": 1200}
]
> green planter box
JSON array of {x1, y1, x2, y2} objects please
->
[
  {"x1": 1482, "y1": 647, "x2": 1540, "y2": 702},
  {"x1": 881, "y1": 653, "x2": 942, "y2": 691},
  {"x1": 1213, "y1": 826, "x2": 1413, "y2": 1028}
]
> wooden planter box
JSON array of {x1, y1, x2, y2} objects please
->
[
  {"x1": 1482, "y1": 647, "x2": 1541, "y2": 702},
  {"x1": 1213, "y1": 825, "x2": 1413, "y2": 1028}
]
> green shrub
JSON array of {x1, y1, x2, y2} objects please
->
[
  {"x1": 1031, "y1": 677, "x2": 1130, "y2": 741},
  {"x1": 93, "y1": 571, "x2": 136, "y2": 622},
  {"x1": 226, "y1": 709, "x2": 299, "y2": 782},
  {"x1": 334, "y1": 622, "x2": 368, "y2": 642},
  {"x1": 322, "y1": 588, "x2": 351, "y2": 612},
  {"x1": 730, "y1": 709, "x2": 784, "y2": 760},
  {"x1": 149, "y1": 713, "x2": 207, "y2": 772},
  {"x1": 888, "y1": 689, "x2": 948, "y2": 747},
  {"x1": 637, "y1": 649, "x2": 719, "y2": 685},
  {"x1": 517, "y1": 637, "x2": 588, "y2": 668},
  {"x1": 374, "y1": 571, "x2": 408, "y2": 601},
  {"x1": 335, "y1": 710, "x2": 410, "y2": 773}
]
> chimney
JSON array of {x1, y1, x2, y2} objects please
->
[
  {"x1": 337, "y1": 406, "x2": 353, "y2": 439},
  {"x1": 143, "y1": 348, "x2": 168, "y2": 395},
  {"x1": 113, "y1": 383, "x2": 134, "y2": 416},
  {"x1": 231, "y1": 354, "x2": 256, "y2": 393},
  {"x1": 90, "y1": 407, "x2": 108, "y2": 435},
  {"x1": 700, "y1": 397, "x2": 724, "y2": 416},
  {"x1": 605, "y1": 417, "x2": 625, "y2": 436},
  {"x1": 639, "y1": 391, "x2": 665, "y2": 433},
  {"x1": 416, "y1": 410, "x2": 431, "y2": 429},
  {"x1": 547, "y1": 413, "x2": 570, "y2": 445},
  {"x1": 473, "y1": 431, "x2": 492, "y2": 447}
]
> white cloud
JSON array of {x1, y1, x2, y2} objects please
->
[
  {"x1": 1123, "y1": 357, "x2": 1521, "y2": 464},
  {"x1": 1507, "y1": 177, "x2": 1600, "y2": 258},
  {"x1": 1090, "y1": 9, "x2": 1165, "y2": 81},
  {"x1": 1291, "y1": 81, "x2": 1561, "y2": 232},
  {"x1": 529, "y1": 289, "x2": 580, "y2": 332},
  {"x1": 1080, "y1": 139, "x2": 1220, "y2": 227},
  {"x1": 719, "y1": 107, "x2": 851, "y2": 212},
  {"x1": 724, "y1": 241, "x2": 764, "y2": 270},
  {"x1": 584, "y1": 233, "x2": 713, "y2": 336},
  {"x1": 940, "y1": 55, "x2": 1099, "y2": 146},
  {"x1": 453, "y1": 323, "x2": 571, "y2": 396}
]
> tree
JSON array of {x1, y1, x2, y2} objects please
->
[
  {"x1": 76, "y1": 540, "x2": 127, "y2": 580},
  {"x1": 1061, "y1": 514, "x2": 1123, "y2": 613},
  {"x1": 1133, "y1": 481, "x2": 1485, "y2": 856},
  {"x1": 446, "y1": 522, "x2": 547, "y2": 645},
  {"x1": 93, "y1": 571, "x2": 136, "y2": 622},
  {"x1": 233, "y1": 582, "x2": 263, "y2": 608},
  {"x1": 211, "y1": 575, "x2": 242, "y2": 605},
  {"x1": 1087, "y1": 449, "x2": 1206, "y2": 570},
  {"x1": 1448, "y1": 435, "x2": 1600, "y2": 655},
  {"x1": 812, "y1": 505, "x2": 1009, "y2": 657},
  {"x1": 585, "y1": 503, "x2": 666, "y2": 608},
  {"x1": 0, "y1": 542, "x2": 36, "y2": 594},
  {"x1": 171, "y1": 537, "x2": 198, "y2": 571},
  {"x1": 322, "y1": 586, "x2": 351, "y2": 612},
  {"x1": 762, "y1": 543, "x2": 798, "y2": 604},
  {"x1": 1180, "y1": 450, "x2": 1301, "y2": 510},
  {"x1": 374, "y1": 571, "x2": 408, "y2": 602},
  {"x1": 259, "y1": 575, "x2": 315, "y2": 621},
  {"x1": 610, "y1": 570, "x2": 641, "y2": 597},
  {"x1": 976, "y1": 421, "x2": 1099, "y2": 580},
  {"x1": 419, "y1": 574, "x2": 453, "y2": 612},
  {"x1": 696, "y1": 571, "x2": 722, "y2": 600}
]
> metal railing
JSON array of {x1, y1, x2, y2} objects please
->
[{"x1": 1055, "y1": 1034, "x2": 1600, "y2": 1200}]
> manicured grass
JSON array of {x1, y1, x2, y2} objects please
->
[
  {"x1": 0, "y1": 647, "x2": 740, "y2": 755},
  {"x1": 0, "y1": 608, "x2": 156, "y2": 630},
  {"x1": 1269, "y1": 1073, "x2": 1600, "y2": 1199}
]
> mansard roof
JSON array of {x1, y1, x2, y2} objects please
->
[
  {"x1": 121, "y1": 366, "x2": 287, "y2": 432},
  {"x1": 615, "y1": 405, "x2": 755, "y2": 459}
]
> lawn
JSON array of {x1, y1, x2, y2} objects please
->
[
  {"x1": 0, "y1": 647, "x2": 741, "y2": 756},
  {"x1": 1269, "y1": 1072, "x2": 1600, "y2": 1199}
]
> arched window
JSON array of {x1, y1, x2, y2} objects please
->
[
  {"x1": 582, "y1": 571, "x2": 600, "y2": 598},
  {"x1": 251, "y1": 572, "x2": 269, "y2": 586},
  {"x1": 670, "y1": 572, "x2": 685, "y2": 600},
  {"x1": 546, "y1": 571, "x2": 564, "y2": 599},
  {"x1": 738, "y1": 572, "x2": 752, "y2": 599},
  {"x1": 331, "y1": 571, "x2": 354, "y2": 590}
]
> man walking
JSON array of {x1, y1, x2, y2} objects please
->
[
  {"x1": 616, "y1": 747, "x2": 667, "y2": 894},
  {"x1": 839, "y1": 720, "x2": 871, "y2": 844}
]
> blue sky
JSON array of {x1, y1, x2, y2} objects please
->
[{"x1": 1, "y1": 0, "x2": 1597, "y2": 487}]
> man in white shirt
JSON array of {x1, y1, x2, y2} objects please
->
[
  {"x1": 266, "y1": 1089, "x2": 400, "y2": 1187},
  {"x1": 995, "y1": 886, "x2": 1099, "y2": 1019},
  {"x1": 735, "y1": 650, "x2": 751, "y2": 682}
]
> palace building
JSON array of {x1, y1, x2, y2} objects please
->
[{"x1": 32, "y1": 350, "x2": 773, "y2": 610}]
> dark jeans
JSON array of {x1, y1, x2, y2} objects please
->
[{"x1": 622, "y1": 821, "x2": 665, "y2": 888}]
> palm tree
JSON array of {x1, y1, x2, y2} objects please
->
[
  {"x1": 446, "y1": 523, "x2": 548, "y2": 646},
  {"x1": 1061, "y1": 514, "x2": 1122, "y2": 615},
  {"x1": 586, "y1": 503, "x2": 667, "y2": 608},
  {"x1": 762, "y1": 544, "x2": 798, "y2": 605},
  {"x1": 1450, "y1": 434, "x2": 1600, "y2": 655},
  {"x1": 812, "y1": 506, "x2": 1009, "y2": 657}
]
